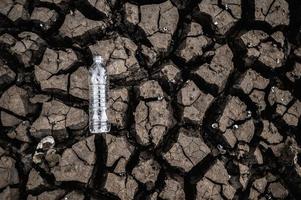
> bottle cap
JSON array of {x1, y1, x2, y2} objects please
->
[{"x1": 93, "y1": 56, "x2": 103, "y2": 63}]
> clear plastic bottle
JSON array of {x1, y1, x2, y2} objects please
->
[{"x1": 89, "y1": 56, "x2": 111, "y2": 133}]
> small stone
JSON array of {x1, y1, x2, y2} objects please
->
[
  {"x1": 212, "y1": 123, "x2": 219, "y2": 129},
  {"x1": 158, "y1": 96, "x2": 164, "y2": 101},
  {"x1": 214, "y1": 21, "x2": 218, "y2": 25},
  {"x1": 233, "y1": 124, "x2": 238, "y2": 129},
  {"x1": 247, "y1": 110, "x2": 252, "y2": 118}
]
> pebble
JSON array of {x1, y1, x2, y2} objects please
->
[
  {"x1": 211, "y1": 123, "x2": 219, "y2": 129},
  {"x1": 247, "y1": 110, "x2": 252, "y2": 118}
]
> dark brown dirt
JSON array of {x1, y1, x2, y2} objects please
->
[{"x1": 1, "y1": 0, "x2": 301, "y2": 199}]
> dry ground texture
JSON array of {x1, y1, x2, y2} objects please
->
[{"x1": 0, "y1": 0, "x2": 301, "y2": 199}]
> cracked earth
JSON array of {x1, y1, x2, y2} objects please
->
[{"x1": 0, "y1": 0, "x2": 301, "y2": 199}]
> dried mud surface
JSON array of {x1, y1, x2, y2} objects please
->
[{"x1": 0, "y1": 0, "x2": 301, "y2": 199}]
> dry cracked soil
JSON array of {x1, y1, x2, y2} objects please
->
[{"x1": 0, "y1": 0, "x2": 301, "y2": 199}]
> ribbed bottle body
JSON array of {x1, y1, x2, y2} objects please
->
[{"x1": 89, "y1": 56, "x2": 110, "y2": 133}]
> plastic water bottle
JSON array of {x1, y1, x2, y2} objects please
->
[{"x1": 89, "y1": 56, "x2": 111, "y2": 133}]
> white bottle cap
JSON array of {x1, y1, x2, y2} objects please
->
[{"x1": 93, "y1": 56, "x2": 103, "y2": 63}]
